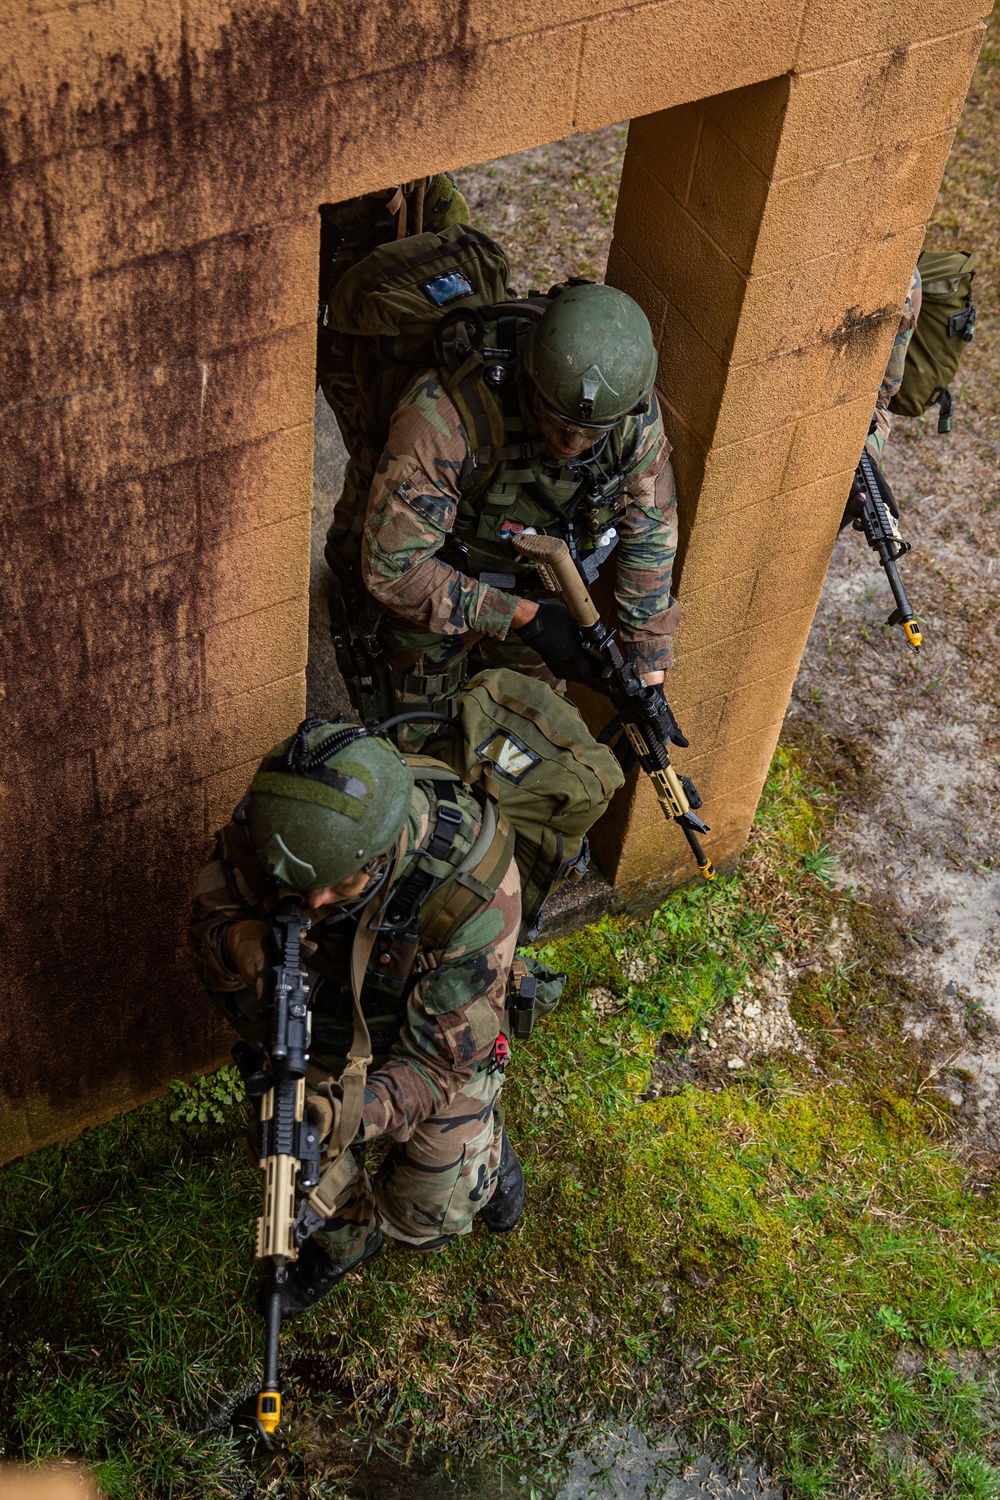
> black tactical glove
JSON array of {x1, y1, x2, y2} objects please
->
[
  {"x1": 515, "y1": 602, "x2": 606, "y2": 691},
  {"x1": 643, "y1": 683, "x2": 689, "y2": 747}
]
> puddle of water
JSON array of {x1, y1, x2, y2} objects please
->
[
  {"x1": 549, "y1": 1424, "x2": 783, "y2": 1499},
  {"x1": 299, "y1": 1422, "x2": 783, "y2": 1500}
]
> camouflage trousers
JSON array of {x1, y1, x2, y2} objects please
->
[
  {"x1": 205, "y1": 984, "x2": 509, "y2": 1262},
  {"x1": 310, "y1": 1064, "x2": 507, "y2": 1264}
]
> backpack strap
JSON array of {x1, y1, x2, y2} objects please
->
[
  {"x1": 417, "y1": 796, "x2": 516, "y2": 965},
  {"x1": 443, "y1": 355, "x2": 508, "y2": 494}
]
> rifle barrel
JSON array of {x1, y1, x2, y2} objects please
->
[{"x1": 256, "y1": 1274, "x2": 284, "y2": 1439}]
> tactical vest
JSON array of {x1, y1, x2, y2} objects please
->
[{"x1": 445, "y1": 345, "x2": 660, "y2": 593}]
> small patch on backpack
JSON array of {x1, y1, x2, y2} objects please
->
[
  {"x1": 476, "y1": 732, "x2": 541, "y2": 783},
  {"x1": 420, "y1": 271, "x2": 474, "y2": 307}
]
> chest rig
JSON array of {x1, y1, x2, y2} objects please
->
[{"x1": 440, "y1": 312, "x2": 643, "y2": 595}]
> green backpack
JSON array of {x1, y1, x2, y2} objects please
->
[
  {"x1": 425, "y1": 668, "x2": 625, "y2": 940},
  {"x1": 890, "y1": 249, "x2": 976, "y2": 433},
  {"x1": 326, "y1": 223, "x2": 547, "y2": 496}
]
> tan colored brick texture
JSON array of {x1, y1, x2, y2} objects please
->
[
  {"x1": 604, "y1": 20, "x2": 983, "y2": 892},
  {"x1": 0, "y1": 0, "x2": 986, "y2": 1155}
]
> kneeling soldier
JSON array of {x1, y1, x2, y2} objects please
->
[{"x1": 189, "y1": 718, "x2": 524, "y2": 1316}]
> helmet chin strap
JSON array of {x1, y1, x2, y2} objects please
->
[{"x1": 309, "y1": 827, "x2": 409, "y2": 927}]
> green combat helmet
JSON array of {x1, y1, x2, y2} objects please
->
[
  {"x1": 247, "y1": 719, "x2": 414, "y2": 888},
  {"x1": 522, "y1": 283, "x2": 658, "y2": 428}
]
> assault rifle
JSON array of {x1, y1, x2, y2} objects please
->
[
  {"x1": 236, "y1": 900, "x2": 322, "y2": 1442},
  {"x1": 847, "y1": 446, "x2": 923, "y2": 652},
  {"x1": 512, "y1": 532, "x2": 715, "y2": 882}
]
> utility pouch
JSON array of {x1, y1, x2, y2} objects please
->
[
  {"x1": 507, "y1": 958, "x2": 537, "y2": 1040},
  {"x1": 327, "y1": 587, "x2": 393, "y2": 728}
]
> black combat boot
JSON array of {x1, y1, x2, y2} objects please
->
[
  {"x1": 265, "y1": 1226, "x2": 384, "y2": 1320},
  {"x1": 480, "y1": 1129, "x2": 525, "y2": 1233}
]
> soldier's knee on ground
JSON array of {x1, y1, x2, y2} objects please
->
[{"x1": 373, "y1": 1072, "x2": 506, "y2": 1245}]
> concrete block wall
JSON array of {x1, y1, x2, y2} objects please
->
[
  {"x1": 0, "y1": 0, "x2": 988, "y2": 1159},
  {"x1": 596, "y1": 13, "x2": 987, "y2": 888}
]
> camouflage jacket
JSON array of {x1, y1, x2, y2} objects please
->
[
  {"x1": 362, "y1": 373, "x2": 681, "y2": 677},
  {"x1": 188, "y1": 779, "x2": 520, "y2": 1145},
  {"x1": 868, "y1": 265, "x2": 922, "y2": 462}
]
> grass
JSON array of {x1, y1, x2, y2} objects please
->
[{"x1": 1, "y1": 740, "x2": 998, "y2": 1498}]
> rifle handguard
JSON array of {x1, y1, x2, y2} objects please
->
[
  {"x1": 513, "y1": 532, "x2": 716, "y2": 883},
  {"x1": 512, "y1": 533, "x2": 601, "y2": 628}
]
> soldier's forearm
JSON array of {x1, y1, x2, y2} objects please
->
[
  {"x1": 363, "y1": 542, "x2": 520, "y2": 638},
  {"x1": 510, "y1": 597, "x2": 539, "y2": 630},
  {"x1": 356, "y1": 1053, "x2": 481, "y2": 1144}
]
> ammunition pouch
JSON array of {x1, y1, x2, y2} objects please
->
[
  {"x1": 388, "y1": 657, "x2": 469, "y2": 716},
  {"x1": 507, "y1": 958, "x2": 537, "y2": 1040}
]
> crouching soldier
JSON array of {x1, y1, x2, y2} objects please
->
[
  {"x1": 359, "y1": 282, "x2": 682, "y2": 746},
  {"x1": 189, "y1": 717, "x2": 524, "y2": 1317}
]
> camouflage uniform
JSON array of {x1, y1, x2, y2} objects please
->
[
  {"x1": 867, "y1": 266, "x2": 922, "y2": 462},
  {"x1": 360, "y1": 371, "x2": 681, "y2": 746},
  {"x1": 189, "y1": 775, "x2": 520, "y2": 1262},
  {"x1": 318, "y1": 176, "x2": 471, "y2": 593}
]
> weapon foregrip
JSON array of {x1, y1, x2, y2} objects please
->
[{"x1": 512, "y1": 533, "x2": 601, "y2": 628}]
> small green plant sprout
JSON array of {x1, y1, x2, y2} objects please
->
[
  {"x1": 802, "y1": 845, "x2": 839, "y2": 885},
  {"x1": 876, "y1": 1305, "x2": 914, "y2": 1341},
  {"x1": 168, "y1": 1065, "x2": 242, "y2": 1126}
]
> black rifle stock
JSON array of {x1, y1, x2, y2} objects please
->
[
  {"x1": 243, "y1": 900, "x2": 321, "y2": 1441},
  {"x1": 849, "y1": 448, "x2": 923, "y2": 652},
  {"x1": 512, "y1": 532, "x2": 715, "y2": 882}
]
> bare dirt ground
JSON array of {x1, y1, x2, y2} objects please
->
[
  {"x1": 309, "y1": 45, "x2": 998, "y2": 1141},
  {"x1": 784, "y1": 34, "x2": 1000, "y2": 1144}
]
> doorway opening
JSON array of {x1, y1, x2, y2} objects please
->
[{"x1": 305, "y1": 124, "x2": 629, "y2": 722}]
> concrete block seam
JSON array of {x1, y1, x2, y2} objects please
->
[
  {"x1": 791, "y1": 19, "x2": 988, "y2": 87},
  {"x1": 29, "y1": 213, "x2": 320, "y2": 296},
  {"x1": 770, "y1": 123, "x2": 967, "y2": 191}
]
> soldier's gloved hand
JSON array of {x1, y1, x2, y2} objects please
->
[
  {"x1": 226, "y1": 920, "x2": 270, "y2": 996},
  {"x1": 305, "y1": 1091, "x2": 338, "y2": 1148},
  {"x1": 643, "y1": 683, "x2": 689, "y2": 748},
  {"x1": 308, "y1": 1076, "x2": 346, "y2": 1154},
  {"x1": 515, "y1": 601, "x2": 605, "y2": 691}
]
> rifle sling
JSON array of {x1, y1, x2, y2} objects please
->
[{"x1": 304, "y1": 840, "x2": 407, "y2": 1222}]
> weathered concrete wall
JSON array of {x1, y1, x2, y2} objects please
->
[
  {"x1": 0, "y1": 0, "x2": 988, "y2": 1160},
  {"x1": 594, "y1": 17, "x2": 986, "y2": 888}
]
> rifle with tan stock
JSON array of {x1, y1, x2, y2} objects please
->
[
  {"x1": 235, "y1": 899, "x2": 322, "y2": 1442},
  {"x1": 512, "y1": 532, "x2": 715, "y2": 882}
]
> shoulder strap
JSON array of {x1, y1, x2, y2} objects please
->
[
  {"x1": 443, "y1": 355, "x2": 508, "y2": 494},
  {"x1": 402, "y1": 754, "x2": 462, "y2": 780},
  {"x1": 441, "y1": 302, "x2": 544, "y2": 496},
  {"x1": 418, "y1": 797, "x2": 516, "y2": 961}
]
